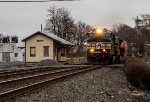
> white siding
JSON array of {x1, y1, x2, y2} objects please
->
[
  {"x1": 0, "y1": 53, "x2": 2, "y2": 61},
  {"x1": 26, "y1": 34, "x2": 54, "y2": 62},
  {"x1": 0, "y1": 43, "x2": 25, "y2": 62}
]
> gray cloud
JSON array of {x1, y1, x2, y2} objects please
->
[{"x1": 0, "y1": 0, "x2": 150, "y2": 45}]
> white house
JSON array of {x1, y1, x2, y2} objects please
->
[{"x1": 22, "y1": 31, "x2": 73, "y2": 63}]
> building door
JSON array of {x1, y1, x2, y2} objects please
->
[
  {"x1": 2, "y1": 52, "x2": 10, "y2": 62},
  {"x1": 23, "y1": 52, "x2": 25, "y2": 62}
]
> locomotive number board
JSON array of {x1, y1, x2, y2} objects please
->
[{"x1": 88, "y1": 42, "x2": 111, "y2": 49}]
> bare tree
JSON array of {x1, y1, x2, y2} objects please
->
[
  {"x1": 45, "y1": 6, "x2": 93, "y2": 54},
  {"x1": 112, "y1": 24, "x2": 141, "y2": 55},
  {"x1": 74, "y1": 21, "x2": 92, "y2": 53},
  {"x1": 44, "y1": 6, "x2": 75, "y2": 42},
  {"x1": 112, "y1": 24, "x2": 137, "y2": 43}
]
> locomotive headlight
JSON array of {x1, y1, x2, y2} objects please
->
[
  {"x1": 90, "y1": 48, "x2": 94, "y2": 53},
  {"x1": 96, "y1": 29, "x2": 103, "y2": 34}
]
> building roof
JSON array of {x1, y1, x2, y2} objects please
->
[{"x1": 22, "y1": 31, "x2": 74, "y2": 46}]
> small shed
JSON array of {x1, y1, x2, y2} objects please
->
[
  {"x1": 22, "y1": 31, "x2": 74, "y2": 63},
  {"x1": 0, "y1": 43, "x2": 25, "y2": 62}
]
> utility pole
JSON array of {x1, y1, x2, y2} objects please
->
[
  {"x1": 134, "y1": 15, "x2": 150, "y2": 56},
  {"x1": 41, "y1": 24, "x2": 43, "y2": 32}
]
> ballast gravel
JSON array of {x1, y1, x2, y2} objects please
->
[{"x1": 13, "y1": 67, "x2": 150, "y2": 102}]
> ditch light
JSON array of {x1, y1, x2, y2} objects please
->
[{"x1": 90, "y1": 48, "x2": 94, "y2": 53}]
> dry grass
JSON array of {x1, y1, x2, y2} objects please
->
[
  {"x1": 124, "y1": 56, "x2": 150, "y2": 90},
  {"x1": 67, "y1": 52, "x2": 87, "y2": 58}
]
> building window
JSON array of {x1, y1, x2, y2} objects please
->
[
  {"x1": 14, "y1": 53, "x2": 18, "y2": 57},
  {"x1": 61, "y1": 48, "x2": 65, "y2": 56},
  {"x1": 43, "y1": 46, "x2": 49, "y2": 57},
  {"x1": 30, "y1": 47, "x2": 36, "y2": 57},
  {"x1": 37, "y1": 40, "x2": 44, "y2": 42}
]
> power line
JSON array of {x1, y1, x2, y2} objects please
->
[
  {"x1": 0, "y1": 1, "x2": 45, "y2": 2},
  {"x1": 0, "y1": 0, "x2": 77, "y2": 2}
]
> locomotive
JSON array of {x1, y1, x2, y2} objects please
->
[{"x1": 87, "y1": 28, "x2": 126, "y2": 64}]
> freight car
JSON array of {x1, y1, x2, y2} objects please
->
[{"x1": 87, "y1": 28, "x2": 126, "y2": 64}]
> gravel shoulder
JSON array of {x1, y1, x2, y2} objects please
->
[{"x1": 12, "y1": 67, "x2": 150, "y2": 102}]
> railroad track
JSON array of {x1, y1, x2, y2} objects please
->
[
  {"x1": 0, "y1": 65, "x2": 89, "y2": 82},
  {"x1": 0, "y1": 65, "x2": 101, "y2": 101}
]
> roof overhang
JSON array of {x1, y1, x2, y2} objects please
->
[{"x1": 22, "y1": 31, "x2": 74, "y2": 46}]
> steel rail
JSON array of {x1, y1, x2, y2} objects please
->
[
  {"x1": 0, "y1": 66, "x2": 87, "y2": 86},
  {"x1": 0, "y1": 67, "x2": 80, "y2": 82},
  {"x1": 0, "y1": 65, "x2": 89, "y2": 80},
  {"x1": 0, "y1": 66, "x2": 61, "y2": 75},
  {"x1": 0, "y1": 66, "x2": 91, "y2": 93},
  {"x1": 0, "y1": 65, "x2": 89, "y2": 75}
]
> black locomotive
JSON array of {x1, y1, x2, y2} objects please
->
[{"x1": 87, "y1": 28, "x2": 126, "y2": 64}]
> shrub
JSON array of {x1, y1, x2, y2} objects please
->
[
  {"x1": 124, "y1": 56, "x2": 150, "y2": 90},
  {"x1": 37, "y1": 59, "x2": 62, "y2": 66}
]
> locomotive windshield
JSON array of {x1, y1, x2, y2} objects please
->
[
  {"x1": 101, "y1": 32, "x2": 111, "y2": 40},
  {"x1": 87, "y1": 32, "x2": 112, "y2": 42}
]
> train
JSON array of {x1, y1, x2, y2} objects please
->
[{"x1": 87, "y1": 28, "x2": 127, "y2": 64}]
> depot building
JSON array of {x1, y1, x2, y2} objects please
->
[{"x1": 22, "y1": 31, "x2": 74, "y2": 63}]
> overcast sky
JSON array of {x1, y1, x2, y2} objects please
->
[{"x1": 0, "y1": 0, "x2": 150, "y2": 45}]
